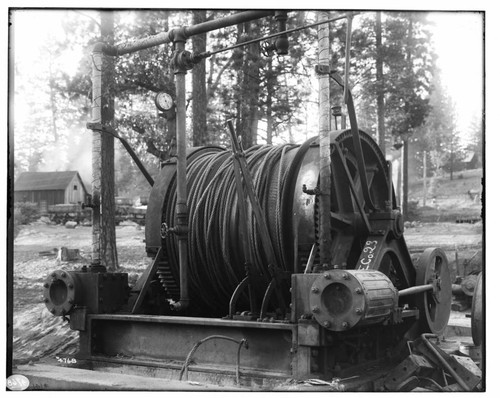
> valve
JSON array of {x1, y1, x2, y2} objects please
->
[
  {"x1": 274, "y1": 11, "x2": 289, "y2": 55},
  {"x1": 170, "y1": 50, "x2": 197, "y2": 73}
]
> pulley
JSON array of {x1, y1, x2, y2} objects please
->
[{"x1": 414, "y1": 248, "x2": 452, "y2": 335}]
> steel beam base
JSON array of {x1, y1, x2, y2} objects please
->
[
  {"x1": 78, "y1": 314, "x2": 302, "y2": 388},
  {"x1": 70, "y1": 313, "x2": 401, "y2": 390}
]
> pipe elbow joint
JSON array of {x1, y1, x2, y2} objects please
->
[{"x1": 169, "y1": 27, "x2": 189, "y2": 43}]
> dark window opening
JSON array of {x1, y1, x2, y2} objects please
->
[{"x1": 73, "y1": 185, "x2": 78, "y2": 190}]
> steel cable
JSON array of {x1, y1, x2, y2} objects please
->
[{"x1": 163, "y1": 143, "x2": 298, "y2": 315}]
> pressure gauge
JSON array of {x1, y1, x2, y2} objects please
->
[{"x1": 155, "y1": 92, "x2": 174, "y2": 112}]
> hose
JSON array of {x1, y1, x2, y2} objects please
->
[{"x1": 179, "y1": 335, "x2": 249, "y2": 385}]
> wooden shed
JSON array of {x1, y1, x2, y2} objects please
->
[{"x1": 14, "y1": 171, "x2": 88, "y2": 206}]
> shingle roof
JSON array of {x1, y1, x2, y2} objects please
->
[{"x1": 15, "y1": 171, "x2": 83, "y2": 191}]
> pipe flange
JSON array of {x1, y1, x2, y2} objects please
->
[
  {"x1": 309, "y1": 270, "x2": 366, "y2": 331},
  {"x1": 42, "y1": 270, "x2": 77, "y2": 316}
]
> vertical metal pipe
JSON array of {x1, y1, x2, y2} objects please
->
[
  {"x1": 423, "y1": 150, "x2": 427, "y2": 206},
  {"x1": 172, "y1": 36, "x2": 189, "y2": 310},
  {"x1": 90, "y1": 44, "x2": 103, "y2": 265},
  {"x1": 317, "y1": 12, "x2": 332, "y2": 267}
]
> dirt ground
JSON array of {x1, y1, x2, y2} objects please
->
[
  {"x1": 12, "y1": 221, "x2": 150, "y2": 364},
  {"x1": 11, "y1": 220, "x2": 483, "y2": 365}
]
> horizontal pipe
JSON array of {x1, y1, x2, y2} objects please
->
[
  {"x1": 185, "y1": 10, "x2": 274, "y2": 37},
  {"x1": 105, "y1": 10, "x2": 275, "y2": 56},
  {"x1": 398, "y1": 284, "x2": 433, "y2": 297}
]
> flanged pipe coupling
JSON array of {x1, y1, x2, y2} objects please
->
[
  {"x1": 43, "y1": 270, "x2": 81, "y2": 316},
  {"x1": 309, "y1": 269, "x2": 398, "y2": 331}
]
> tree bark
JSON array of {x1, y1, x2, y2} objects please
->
[
  {"x1": 402, "y1": 15, "x2": 414, "y2": 219},
  {"x1": 317, "y1": 11, "x2": 332, "y2": 266},
  {"x1": 100, "y1": 10, "x2": 118, "y2": 270},
  {"x1": 192, "y1": 10, "x2": 208, "y2": 146},
  {"x1": 48, "y1": 58, "x2": 59, "y2": 143},
  {"x1": 265, "y1": 56, "x2": 277, "y2": 145},
  {"x1": 375, "y1": 11, "x2": 386, "y2": 156},
  {"x1": 236, "y1": 20, "x2": 261, "y2": 149}
]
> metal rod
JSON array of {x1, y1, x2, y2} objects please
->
[
  {"x1": 227, "y1": 120, "x2": 279, "y2": 269},
  {"x1": 421, "y1": 334, "x2": 471, "y2": 391},
  {"x1": 398, "y1": 284, "x2": 433, "y2": 297},
  {"x1": 387, "y1": 160, "x2": 393, "y2": 210},
  {"x1": 90, "y1": 43, "x2": 103, "y2": 266},
  {"x1": 332, "y1": 141, "x2": 371, "y2": 233},
  {"x1": 317, "y1": 11, "x2": 332, "y2": 267},
  {"x1": 88, "y1": 122, "x2": 155, "y2": 187},
  {"x1": 343, "y1": 13, "x2": 353, "y2": 103},
  {"x1": 304, "y1": 243, "x2": 318, "y2": 274},
  {"x1": 132, "y1": 248, "x2": 162, "y2": 314},
  {"x1": 115, "y1": 134, "x2": 155, "y2": 187},
  {"x1": 172, "y1": 37, "x2": 190, "y2": 312},
  {"x1": 227, "y1": 122, "x2": 253, "y2": 266},
  {"x1": 330, "y1": 72, "x2": 376, "y2": 211},
  {"x1": 201, "y1": 12, "x2": 359, "y2": 58}
]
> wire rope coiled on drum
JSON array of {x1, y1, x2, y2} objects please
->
[{"x1": 161, "y1": 143, "x2": 299, "y2": 316}]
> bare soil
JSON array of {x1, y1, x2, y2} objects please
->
[
  {"x1": 12, "y1": 222, "x2": 150, "y2": 365},
  {"x1": 11, "y1": 219, "x2": 483, "y2": 365},
  {"x1": 408, "y1": 168, "x2": 483, "y2": 222}
]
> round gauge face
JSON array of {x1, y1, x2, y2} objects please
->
[{"x1": 155, "y1": 92, "x2": 174, "y2": 112}]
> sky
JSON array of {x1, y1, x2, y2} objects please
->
[{"x1": 427, "y1": 12, "x2": 483, "y2": 141}]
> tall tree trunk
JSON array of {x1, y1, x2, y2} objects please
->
[
  {"x1": 265, "y1": 56, "x2": 275, "y2": 145},
  {"x1": 100, "y1": 11, "x2": 118, "y2": 270},
  {"x1": 237, "y1": 20, "x2": 261, "y2": 149},
  {"x1": 450, "y1": 138, "x2": 454, "y2": 180},
  {"x1": 48, "y1": 57, "x2": 59, "y2": 143},
  {"x1": 402, "y1": 15, "x2": 414, "y2": 219},
  {"x1": 375, "y1": 11, "x2": 386, "y2": 156},
  {"x1": 192, "y1": 10, "x2": 207, "y2": 146}
]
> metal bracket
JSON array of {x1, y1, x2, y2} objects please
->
[
  {"x1": 314, "y1": 64, "x2": 330, "y2": 75},
  {"x1": 171, "y1": 50, "x2": 198, "y2": 74}
]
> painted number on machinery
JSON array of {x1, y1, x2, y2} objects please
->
[
  {"x1": 359, "y1": 240, "x2": 378, "y2": 269},
  {"x1": 56, "y1": 356, "x2": 77, "y2": 364}
]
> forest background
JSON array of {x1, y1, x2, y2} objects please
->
[{"x1": 10, "y1": 8, "x2": 483, "y2": 201}]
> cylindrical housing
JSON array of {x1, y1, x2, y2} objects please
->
[
  {"x1": 43, "y1": 270, "x2": 129, "y2": 316},
  {"x1": 43, "y1": 270, "x2": 82, "y2": 316},
  {"x1": 309, "y1": 269, "x2": 398, "y2": 331},
  {"x1": 145, "y1": 130, "x2": 390, "y2": 316}
]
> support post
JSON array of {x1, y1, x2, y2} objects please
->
[
  {"x1": 317, "y1": 12, "x2": 332, "y2": 267},
  {"x1": 90, "y1": 44, "x2": 103, "y2": 267},
  {"x1": 423, "y1": 151, "x2": 427, "y2": 206},
  {"x1": 171, "y1": 31, "x2": 190, "y2": 311},
  {"x1": 403, "y1": 138, "x2": 409, "y2": 218}
]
